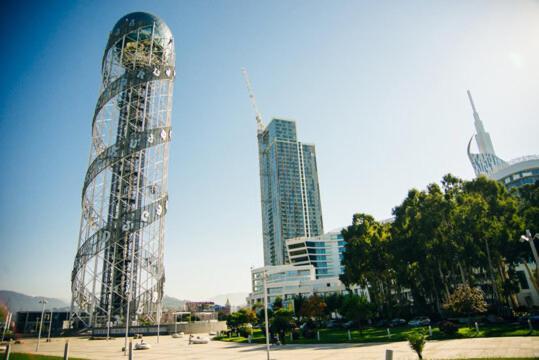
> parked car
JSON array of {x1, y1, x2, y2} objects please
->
[
  {"x1": 344, "y1": 320, "x2": 359, "y2": 329},
  {"x1": 408, "y1": 317, "x2": 430, "y2": 327},
  {"x1": 389, "y1": 318, "x2": 407, "y2": 327},
  {"x1": 520, "y1": 312, "x2": 539, "y2": 327},
  {"x1": 326, "y1": 319, "x2": 344, "y2": 329}
]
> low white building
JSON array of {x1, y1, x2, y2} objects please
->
[
  {"x1": 246, "y1": 264, "x2": 368, "y2": 306},
  {"x1": 515, "y1": 262, "x2": 539, "y2": 307}
]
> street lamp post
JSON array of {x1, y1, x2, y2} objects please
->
[
  {"x1": 2, "y1": 312, "x2": 12, "y2": 342},
  {"x1": 124, "y1": 291, "x2": 131, "y2": 356},
  {"x1": 520, "y1": 229, "x2": 539, "y2": 279},
  {"x1": 263, "y1": 270, "x2": 270, "y2": 360},
  {"x1": 36, "y1": 298, "x2": 48, "y2": 351},
  {"x1": 157, "y1": 303, "x2": 161, "y2": 344},
  {"x1": 47, "y1": 310, "x2": 53, "y2": 342}
]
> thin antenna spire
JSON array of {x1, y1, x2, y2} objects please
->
[
  {"x1": 467, "y1": 89, "x2": 477, "y2": 114},
  {"x1": 241, "y1": 68, "x2": 265, "y2": 133},
  {"x1": 467, "y1": 89, "x2": 496, "y2": 155}
]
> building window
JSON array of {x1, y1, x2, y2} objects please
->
[{"x1": 516, "y1": 270, "x2": 529, "y2": 290}]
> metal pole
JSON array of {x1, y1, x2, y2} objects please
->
[
  {"x1": 385, "y1": 349, "x2": 394, "y2": 360},
  {"x1": 157, "y1": 304, "x2": 160, "y2": 344},
  {"x1": 263, "y1": 271, "x2": 270, "y2": 360},
  {"x1": 107, "y1": 244, "x2": 117, "y2": 340},
  {"x1": 2, "y1": 312, "x2": 11, "y2": 342},
  {"x1": 36, "y1": 298, "x2": 47, "y2": 351},
  {"x1": 47, "y1": 310, "x2": 53, "y2": 342},
  {"x1": 124, "y1": 291, "x2": 131, "y2": 356},
  {"x1": 4, "y1": 342, "x2": 11, "y2": 360},
  {"x1": 128, "y1": 340, "x2": 133, "y2": 360},
  {"x1": 63, "y1": 340, "x2": 69, "y2": 360}
]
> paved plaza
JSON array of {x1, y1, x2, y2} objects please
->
[{"x1": 8, "y1": 335, "x2": 539, "y2": 359}]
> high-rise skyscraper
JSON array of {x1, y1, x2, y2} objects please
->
[
  {"x1": 71, "y1": 12, "x2": 175, "y2": 328},
  {"x1": 257, "y1": 118, "x2": 324, "y2": 265}
]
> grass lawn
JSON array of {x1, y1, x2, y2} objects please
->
[
  {"x1": 215, "y1": 323, "x2": 539, "y2": 345},
  {"x1": 7, "y1": 354, "x2": 86, "y2": 360}
]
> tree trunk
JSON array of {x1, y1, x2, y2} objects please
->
[
  {"x1": 458, "y1": 261, "x2": 467, "y2": 284},
  {"x1": 438, "y1": 261, "x2": 450, "y2": 300}
]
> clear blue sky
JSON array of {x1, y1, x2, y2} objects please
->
[{"x1": 0, "y1": 0, "x2": 538, "y2": 303}]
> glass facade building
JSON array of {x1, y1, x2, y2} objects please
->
[
  {"x1": 258, "y1": 119, "x2": 324, "y2": 266},
  {"x1": 286, "y1": 229, "x2": 345, "y2": 279}
]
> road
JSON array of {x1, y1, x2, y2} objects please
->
[{"x1": 8, "y1": 334, "x2": 539, "y2": 359}]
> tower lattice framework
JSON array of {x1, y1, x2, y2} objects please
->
[{"x1": 71, "y1": 12, "x2": 175, "y2": 328}]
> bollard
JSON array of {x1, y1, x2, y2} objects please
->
[
  {"x1": 248, "y1": 335, "x2": 252, "y2": 344},
  {"x1": 317, "y1": 330, "x2": 320, "y2": 341},
  {"x1": 386, "y1": 328, "x2": 391, "y2": 338},
  {"x1": 385, "y1": 349, "x2": 393, "y2": 360},
  {"x1": 428, "y1": 325, "x2": 432, "y2": 337},
  {"x1": 4, "y1": 343, "x2": 11, "y2": 360},
  {"x1": 63, "y1": 340, "x2": 69, "y2": 360},
  {"x1": 290, "y1": 332, "x2": 293, "y2": 342},
  {"x1": 347, "y1": 329, "x2": 351, "y2": 341},
  {"x1": 474, "y1": 322, "x2": 479, "y2": 333},
  {"x1": 528, "y1": 319, "x2": 533, "y2": 332},
  {"x1": 128, "y1": 340, "x2": 133, "y2": 360}
]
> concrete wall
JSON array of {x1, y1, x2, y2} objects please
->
[
  {"x1": 91, "y1": 321, "x2": 227, "y2": 337},
  {"x1": 167, "y1": 321, "x2": 227, "y2": 334}
]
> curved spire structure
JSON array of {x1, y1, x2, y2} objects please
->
[
  {"x1": 467, "y1": 90, "x2": 496, "y2": 155},
  {"x1": 71, "y1": 12, "x2": 175, "y2": 328},
  {"x1": 466, "y1": 90, "x2": 506, "y2": 176}
]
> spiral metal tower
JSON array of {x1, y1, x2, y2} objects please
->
[{"x1": 71, "y1": 12, "x2": 175, "y2": 328}]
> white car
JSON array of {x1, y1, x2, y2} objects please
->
[
  {"x1": 191, "y1": 336, "x2": 209, "y2": 344},
  {"x1": 134, "y1": 342, "x2": 151, "y2": 350}
]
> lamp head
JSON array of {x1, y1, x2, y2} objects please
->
[{"x1": 520, "y1": 235, "x2": 528, "y2": 243}]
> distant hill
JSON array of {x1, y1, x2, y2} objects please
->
[
  {"x1": 162, "y1": 295, "x2": 187, "y2": 310},
  {"x1": 0, "y1": 290, "x2": 248, "y2": 313},
  {"x1": 0, "y1": 290, "x2": 70, "y2": 313},
  {"x1": 210, "y1": 292, "x2": 248, "y2": 307}
]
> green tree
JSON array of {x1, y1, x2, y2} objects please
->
[
  {"x1": 324, "y1": 293, "x2": 344, "y2": 318},
  {"x1": 273, "y1": 296, "x2": 283, "y2": 311},
  {"x1": 340, "y1": 213, "x2": 397, "y2": 318},
  {"x1": 226, "y1": 308, "x2": 257, "y2": 332},
  {"x1": 300, "y1": 295, "x2": 327, "y2": 323},
  {"x1": 293, "y1": 294, "x2": 306, "y2": 320},
  {"x1": 270, "y1": 308, "x2": 295, "y2": 344},
  {"x1": 339, "y1": 294, "x2": 373, "y2": 329},
  {"x1": 519, "y1": 180, "x2": 539, "y2": 234}
]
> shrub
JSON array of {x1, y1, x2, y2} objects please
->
[
  {"x1": 291, "y1": 327, "x2": 300, "y2": 340},
  {"x1": 407, "y1": 331, "x2": 427, "y2": 359},
  {"x1": 438, "y1": 320, "x2": 459, "y2": 336},
  {"x1": 238, "y1": 325, "x2": 253, "y2": 337},
  {"x1": 300, "y1": 319, "x2": 317, "y2": 339}
]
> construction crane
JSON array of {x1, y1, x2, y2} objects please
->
[{"x1": 241, "y1": 68, "x2": 265, "y2": 133}]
